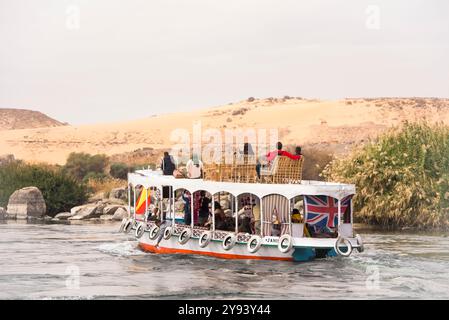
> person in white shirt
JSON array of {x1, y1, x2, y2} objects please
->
[{"x1": 186, "y1": 154, "x2": 203, "y2": 179}]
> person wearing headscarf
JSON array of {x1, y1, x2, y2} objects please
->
[{"x1": 186, "y1": 154, "x2": 203, "y2": 178}]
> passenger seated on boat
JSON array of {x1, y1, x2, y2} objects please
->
[
  {"x1": 309, "y1": 225, "x2": 338, "y2": 238},
  {"x1": 291, "y1": 208, "x2": 304, "y2": 223},
  {"x1": 267, "y1": 142, "x2": 302, "y2": 162},
  {"x1": 243, "y1": 142, "x2": 255, "y2": 155},
  {"x1": 181, "y1": 190, "x2": 191, "y2": 225},
  {"x1": 186, "y1": 154, "x2": 203, "y2": 179},
  {"x1": 147, "y1": 207, "x2": 162, "y2": 225},
  {"x1": 251, "y1": 202, "x2": 261, "y2": 235},
  {"x1": 172, "y1": 167, "x2": 186, "y2": 178},
  {"x1": 224, "y1": 218, "x2": 236, "y2": 232},
  {"x1": 291, "y1": 209, "x2": 312, "y2": 237},
  {"x1": 216, "y1": 207, "x2": 235, "y2": 232},
  {"x1": 305, "y1": 223, "x2": 314, "y2": 237},
  {"x1": 213, "y1": 202, "x2": 227, "y2": 230},
  {"x1": 237, "y1": 204, "x2": 253, "y2": 219},
  {"x1": 235, "y1": 142, "x2": 255, "y2": 158},
  {"x1": 238, "y1": 216, "x2": 252, "y2": 234},
  {"x1": 294, "y1": 146, "x2": 302, "y2": 158},
  {"x1": 160, "y1": 152, "x2": 176, "y2": 175},
  {"x1": 271, "y1": 221, "x2": 281, "y2": 237},
  {"x1": 144, "y1": 204, "x2": 152, "y2": 222},
  {"x1": 256, "y1": 142, "x2": 302, "y2": 178},
  {"x1": 198, "y1": 191, "x2": 211, "y2": 226}
]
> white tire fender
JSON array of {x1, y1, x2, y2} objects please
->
[
  {"x1": 118, "y1": 218, "x2": 127, "y2": 233},
  {"x1": 148, "y1": 225, "x2": 160, "y2": 240},
  {"x1": 124, "y1": 219, "x2": 134, "y2": 234},
  {"x1": 334, "y1": 236, "x2": 353, "y2": 257},
  {"x1": 135, "y1": 222, "x2": 145, "y2": 238},
  {"x1": 247, "y1": 235, "x2": 263, "y2": 254},
  {"x1": 163, "y1": 226, "x2": 173, "y2": 240},
  {"x1": 199, "y1": 231, "x2": 212, "y2": 248},
  {"x1": 222, "y1": 234, "x2": 237, "y2": 251},
  {"x1": 278, "y1": 234, "x2": 293, "y2": 253},
  {"x1": 178, "y1": 228, "x2": 192, "y2": 245}
]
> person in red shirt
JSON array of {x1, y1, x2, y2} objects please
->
[
  {"x1": 266, "y1": 142, "x2": 302, "y2": 162},
  {"x1": 256, "y1": 142, "x2": 302, "y2": 178}
]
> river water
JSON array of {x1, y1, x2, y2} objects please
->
[{"x1": 0, "y1": 221, "x2": 448, "y2": 299}]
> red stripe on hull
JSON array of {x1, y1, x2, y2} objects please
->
[{"x1": 138, "y1": 242, "x2": 293, "y2": 261}]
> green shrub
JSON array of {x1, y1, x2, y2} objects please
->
[
  {"x1": 322, "y1": 122, "x2": 449, "y2": 230},
  {"x1": 0, "y1": 162, "x2": 88, "y2": 216},
  {"x1": 63, "y1": 152, "x2": 108, "y2": 181},
  {"x1": 110, "y1": 163, "x2": 131, "y2": 180}
]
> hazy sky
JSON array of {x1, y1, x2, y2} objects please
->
[{"x1": 1, "y1": 0, "x2": 448, "y2": 124}]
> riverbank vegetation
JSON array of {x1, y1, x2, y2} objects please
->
[
  {"x1": 322, "y1": 122, "x2": 449, "y2": 230},
  {"x1": 0, "y1": 161, "x2": 87, "y2": 216},
  {"x1": 63, "y1": 152, "x2": 109, "y2": 182},
  {"x1": 62, "y1": 153, "x2": 136, "y2": 195}
]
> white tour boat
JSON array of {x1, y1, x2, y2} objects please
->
[{"x1": 119, "y1": 157, "x2": 364, "y2": 262}]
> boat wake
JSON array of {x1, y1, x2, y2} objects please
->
[{"x1": 96, "y1": 241, "x2": 146, "y2": 257}]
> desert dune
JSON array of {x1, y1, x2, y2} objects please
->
[{"x1": 0, "y1": 97, "x2": 448, "y2": 164}]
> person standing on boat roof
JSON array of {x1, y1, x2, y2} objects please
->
[{"x1": 160, "y1": 151, "x2": 176, "y2": 175}]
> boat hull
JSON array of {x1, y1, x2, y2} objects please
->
[{"x1": 136, "y1": 231, "x2": 361, "y2": 262}]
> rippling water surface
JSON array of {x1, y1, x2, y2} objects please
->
[{"x1": 0, "y1": 221, "x2": 448, "y2": 299}]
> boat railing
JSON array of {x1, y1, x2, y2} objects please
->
[
  {"x1": 203, "y1": 155, "x2": 304, "y2": 184},
  {"x1": 151, "y1": 221, "x2": 254, "y2": 243}
]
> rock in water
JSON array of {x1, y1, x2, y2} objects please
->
[
  {"x1": 112, "y1": 207, "x2": 129, "y2": 221},
  {"x1": 103, "y1": 205, "x2": 122, "y2": 215},
  {"x1": 6, "y1": 187, "x2": 46, "y2": 219},
  {"x1": 100, "y1": 215, "x2": 113, "y2": 221},
  {"x1": 68, "y1": 205, "x2": 101, "y2": 220},
  {"x1": 54, "y1": 212, "x2": 75, "y2": 220}
]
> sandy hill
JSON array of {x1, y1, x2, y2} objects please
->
[
  {"x1": 0, "y1": 108, "x2": 66, "y2": 131},
  {"x1": 0, "y1": 97, "x2": 448, "y2": 165}
]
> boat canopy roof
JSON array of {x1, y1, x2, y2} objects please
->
[{"x1": 128, "y1": 170, "x2": 355, "y2": 200}]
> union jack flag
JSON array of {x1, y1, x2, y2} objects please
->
[{"x1": 304, "y1": 195, "x2": 352, "y2": 229}]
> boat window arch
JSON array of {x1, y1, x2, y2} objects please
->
[
  {"x1": 261, "y1": 193, "x2": 291, "y2": 237},
  {"x1": 174, "y1": 187, "x2": 192, "y2": 227},
  {"x1": 211, "y1": 191, "x2": 236, "y2": 234},
  {"x1": 235, "y1": 193, "x2": 261, "y2": 236}
]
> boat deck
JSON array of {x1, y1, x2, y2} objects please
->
[{"x1": 128, "y1": 169, "x2": 355, "y2": 199}]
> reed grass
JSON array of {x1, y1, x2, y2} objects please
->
[{"x1": 322, "y1": 122, "x2": 449, "y2": 230}]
